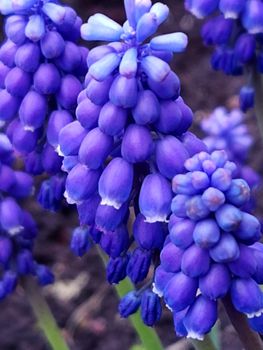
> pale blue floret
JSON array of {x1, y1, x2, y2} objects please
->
[{"x1": 25, "y1": 15, "x2": 45, "y2": 42}]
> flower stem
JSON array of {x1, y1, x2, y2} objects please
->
[
  {"x1": 97, "y1": 247, "x2": 164, "y2": 350},
  {"x1": 24, "y1": 278, "x2": 70, "y2": 350},
  {"x1": 253, "y1": 70, "x2": 263, "y2": 142},
  {"x1": 223, "y1": 294, "x2": 263, "y2": 350}
]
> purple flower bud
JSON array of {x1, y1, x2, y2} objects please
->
[
  {"x1": 181, "y1": 132, "x2": 206, "y2": 156},
  {"x1": 119, "y1": 291, "x2": 141, "y2": 318},
  {"x1": 36, "y1": 265, "x2": 54, "y2": 286},
  {"x1": 62, "y1": 156, "x2": 79, "y2": 173},
  {"x1": 219, "y1": 0, "x2": 245, "y2": 18},
  {"x1": 89, "y1": 225, "x2": 102, "y2": 243},
  {"x1": 15, "y1": 42, "x2": 40, "y2": 72},
  {"x1": 5, "y1": 67, "x2": 31, "y2": 97},
  {"x1": 56, "y1": 75, "x2": 82, "y2": 109},
  {"x1": 211, "y1": 168, "x2": 232, "y2": 191},
  {"x1": 3, "y1": 271, "x2": 17, "y2": 294},
  {"x1": 231, "y1": 278, "x2": 263, "y2": 317},
  {"x1": 210, "y1": 233, "x2": 240, "y2": 263},
  {"x1": 156, "y1": 136, "x2": 189, "y2": 179},
  {"x1": 172, "y1": 174, "x2": 196, "y2": 195},
  {"x1": 9, "y1": 171, "x2": 34, "y2": 198},
  {"x1": 184, "y1": 296, "x2": 217, "y2": 340},
  {"x1": 34, "y1": 63, "x2": 61, "y2": 95},
  {"x1": 191, "y1": 171, "x2": 210, "y2": 191},
  {"x1": 89, "y1": 53, "x2": 121, "y2": 81},
  {"x1": 173, "y1": 309, "x2": 188, "y2": 337},
  {"x1": 55, "y1": 41, "x2": 82, "y2": 73},
  {"x1": 107, "y1": 255, "x2": 129, "y2": 284},
  {"x1": 47, "y1": 110, "x2": 73, "y2": 149},
  {"x1": 86, "y1": 75, "x2": 113, "y2": 105},
  {"x1": 17, "y1": 250, "x2": 35, "y2": 275},
  {"x1": 186, "y1": 0, "x2": 219, "y2": 18},
  {"x1": 40, "y1": 31, "x2": 65, "y2": 59},
  {"x1": 0, "y1": 89, "x2": 21, "y2": 122},
  {"x1": 76, "y1": 98, "x2": 101, "y2": 130},
  {"x1": 71, "y1": 226, "x2": 91, "y2": 257},
  {"x1": 141, "y1": 290, "x2": 162, "y2": 326},
  {"x1": 234, "y1": 33, "x2": 256, "y2": 64},
  {"x1": 132, "y1": 90, "x2": 160, "y2": 125},
  {"x1": 186, "y1": 195, "x2": 210, "y2": 221},
  {"x1": 21, "y1": 211, "x2": 37, "y2": 239},
  {"x1": 109, "y1": 75, "x2": 138, "y2": 108},
  {"x1": 234, "y1": 212, "x2": 261, "y2": 245},
  {"x1": 226, "y1": 179, "x2": 250, "y2": 207},
  {"x1": 58, "y1": 121, "x2": 87, "y2": 157},
  {"x1": 142, "y1": 55, "x2": 170, "y2": 82},
  {"x1": 121, "y1": 124, "x2": 153, "y2": 163},
  {"x1": 12, "y1": 122, "x2": 38, "y2": 154},
  {"x1": 164, "y1": 272, "x2": 198, "y2": 312},
  {"x1": 199, "y1": 263, "x2": 231, "y2": 299},
  {"x1": 98, "y1": 102, "x2": 127, "y2": 136},
  {"x1": 155, "y1": 100, "x2": 183, "y2": 134},
  {"x1": 95, "y1": 202, "x2": 128, "y2": 232},
  {"x1": 0, "y1": 197, "x2": 24, "y2": 235},
  {"x1": 148, "y1": 71, "x2": 180, "y2": 100},
  {"x1": 252, "y1": 244, "x2": 263, "y2": 284},
  {"x1": 127, "y1": 248, "x2": 152, "y2": 284},
  {"x1": 0, "y1": 165, "x2": 15, "y2": 192},
  {"x1": 65, "y1": 164, "x2": 101, "y2": 204},
  {"x1": 42, "y1": 3, "x2": 66, "y2": 25},
  {"x1": 242, "y1": 0, "x2": 263, "y2": 34},
  {"x1": 41, "y1": 144, "x2": 62, "y2": 175},
  {"x1": 77, "y1": 193, "x2": 100, "y2": 226},
  {"x1": 239, "y1": 85, "x2": 255, "y2": 112},
  {"x1": 81, "y1": 14, "x2": 123, "y2": 41},
  {"x1": 139, "y1": 173, "x2": 173, "y2": 223},
  {"x1": 100, "y1": 225, "x2": 129, "y2": 258},
  {"x1": 87, "y1": 45, "x2": 115, "y2": 67},
  {"x1": 0, "y1": 62, "x2": 10, "y2": 88},
  {"x1": 229, "y1": 245, "x2": 257, "y2": 278},
  {"x1": 133, "y1": 214, "x2": 165, "y2": 250},
  {"x1": 169, "y1": 219, "x2": 194, "y2": 249},
  {"x1": 136, "y1": 13, "x2": 158, "y2": 43},
  {"x1": 182, "y1": 244, "x2": 210, "y2": 278},
  {"x1": 19, "y1": 91, "x2": 47, "y2": 131},
  {"x1": 215, "y1": 204, "x2": 242, "y2": 232},
  {"x1": 0, "y1": 237, "x2": 12, "y2": 264},
  {"x1": 119, "y1": 47, "x2": 138, "y2": 78},
  {"x1": 25, "y1": 15, "x2": 45, "y2": 42},
  {"x1": 5, "y1": 15, "x2": 26, "y2": 45},
  {"x1": 202, "y1": 187, "x2": 225, "y2": 211},
  {"x1": 0, "y1": 40, "x2": 17, "y2": 67},
  {"x1": 99, "y1": 158, "x2": 133, "y2": 209},
  {"x1": 153, "y1": 265, "x2": 174, "y2": 297},
  {"x1": 160, "y1": 242, "x2": 184, "y2": 273},
  {"x1": 193, "y1": 219, "x2": 220, "y2": 248},
  {"x1": 79, "y1": 128, "x2": 113, "y2": 169},
  {"x1": 171, "y1": 195, "x2": 189, "y2": 218},
  {"x1": 249, "y1": 314, "x2": 263, "y2": 334}
]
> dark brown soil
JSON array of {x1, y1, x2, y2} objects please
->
[{"x1": 0, "y1": 1, "x2": 261, "y2": 349}]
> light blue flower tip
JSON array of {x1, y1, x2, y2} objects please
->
[
  {"x1": 150, "y1": 2, "x2": 169, "y2": 25},
  {"x1": 25, "y1": 15, "x2": 45, "y2": 42},
  {"x1": 81, "y1": 14, "x2": 124, "y2": 42},
  {"x1": 89, "y1": 53, "x2": 121, "y2": 81},
  {"x1": 150, "y1": 32, "x2": 188, "y2": 52},
  {"x1": 11, "y1": 0, "x2": 36, "y2": 11},
  {"x1": 141, "y1": 55, "x2": 171, "y2": 82},
  {"x1": 119, "y1": 47, "x2": 138, "y2": 77},
  {"x1": 42, "y1": 3, "x2": 66, "y2": 25}
]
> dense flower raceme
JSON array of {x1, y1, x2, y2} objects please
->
[
  {"x1": 0, "y1": 0, "x2": 88, "y2": 210},
  {"x1": 201, "y1": 107, "x2": 261, "y2": 211},
  {"x1": 60, "y1": 0, "x2": 209, "y2": 325},
  {"x1": 185, "y1": 0, "x2": 263, "y2": 111},
  {"x1": 0, "y1": 133, "x2": 54, "y2": 300},
  {"x1": 154, "y1": 149, "x2": 263, "y2": 340}
]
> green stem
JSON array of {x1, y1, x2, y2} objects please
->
[
  {"x1": 24, "y1": 278, "x2": 70, "y2": 350},
  {"x1": 97, "y1": 248, "x2": 164, "y2": 350},
  {"x1": 253, "y1": 70, "x2": 263, "y2": 141}
]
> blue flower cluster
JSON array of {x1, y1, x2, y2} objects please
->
[
  {"x1": 154, "y1": 149, "x2": 263, "y2": 339},
  {"x1": 185, "y1": 0, "x2": 263, "y2": 111},
  {"x1": 60, "y1": 0, "x2": 208, "y2": 325},
  {"x1": 0, "y1": 0, "x2": 87, "y2": 210},
  {"x1": 201, "y1": 107, "x2": 260, "y2": 211},
  {"x1": 0, "y1": 132, "x2": 54, "y2": 299}
]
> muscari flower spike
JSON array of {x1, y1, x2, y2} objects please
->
[
  {"x1": 154, "y1": 149, "x2": 263, "y2": 340},
  {"x1": 0, "y1": 133, "x2": 54, "y2": 299},
  {"x1": 57, "y1": 0, "x2": 211, "y2": 327},
  {"x1": 185, "y1": 0, "x2": 263, "y2": 110},
  {"x1": 0, "y1": 0, "x2": 88, "y2": 211}
]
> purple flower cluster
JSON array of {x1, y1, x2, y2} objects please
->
[
  {"x1": 185, "y1": 0, "x2": 263, "y2": 111},
  {"x1": 0, "y1": 0, "x2": 88, "y2": 210},
  {"x1": 0, "y1": 132, "x2": 53, "y2": 299},
  {"x1": 201, "y1": 107, "x2": 260, "y2": 211},
  {"x1": 154, "y1": 149, "x2": 263, "y2": 340},
  {"x1": 59, "y1": 0, "x2": 208, "y2": 324}
]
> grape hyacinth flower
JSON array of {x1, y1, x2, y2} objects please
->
[
  {"x1": 201, "y1": 107, "x2": 261, "y2": 211},
  {"x1": 0, "y1": 0, "x2": 87, "y2": 210},
  {"x1": 154, "y1": 149, "x2": 263, "y2": 340},
  {"x1": 0, "y1": 133, "x2": 53, "y2": 299},
  {"x1": 59, "y1": 0, "x2": 208, "y2": 326},
  {"x1": 184, "y1": 0, "x2": 263, "y2": 110}
]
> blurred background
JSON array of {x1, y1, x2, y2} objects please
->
[{"x1": 0, "y1": 1, "x2": 261, "y2": 349}]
